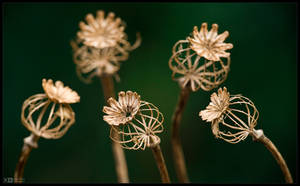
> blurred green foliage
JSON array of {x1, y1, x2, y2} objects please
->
[{"x1": 3, "y1": 2, "x2": 297, "y2": 183}]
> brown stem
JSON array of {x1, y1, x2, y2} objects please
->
[
  {"x1": 151, "y1": 144, "x2": 171, "y2": 183},
  {"x1": 99, "y1": 75, "x2": 115, "y2": 103},
  {"x1": 171, "y1": 87, "x2": 190, "y2": 183},
  {"x1": 252, "y1": 130, "x2": 293, "y2": 183},
  {"x1": 99, "y1": 75, "x2": 129, "y2": 183},
  {"x1": 14, "y1": 144, "x2": 32, "y2": 183},
  {"x1": 14, "y1": 134, "x2": 39, "y2": 183}
]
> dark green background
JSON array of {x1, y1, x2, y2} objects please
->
[{"x1": 3, "y1": 2, "x2": 297, "y2": 183}]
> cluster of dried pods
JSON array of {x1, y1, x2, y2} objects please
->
[{"x1": 15, "y1": 10, "x2": 293, "y2": 184}]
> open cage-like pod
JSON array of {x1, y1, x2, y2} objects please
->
[
  {"x1": 21, "y1": 94, "x2": 75, "y2": 139},
  {"x1": 216, "y1": 95, "x2": 259, "y2": 144},
  {"x1": 110, "y1": 101, "x2": 164, "y2": 150},
  {"x1": 169, "y1": 40, "x2": 230, "y2": 92}
]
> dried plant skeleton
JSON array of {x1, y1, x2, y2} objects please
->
[
  {"x1": 199, "y1": 87, "x2": 258, "y2": 143},
  {"x1": 15, "y1": 79, "x2": 80, "y2": 182},
  {"x1": 103, "y1": 91, "x2": 164, "y2": 150},
  {"x1": 199, "y1": 87, "x2": 293, "y2": 183},
  {"x1": 102, "y1": 91, "x2": 170, "y2": 183},
  {"x1": 72, "y1": 10, "x2": 141, "y2": 83},
  {"x1": 22, "y1": 79, "x2": 80, "y2": 139},
  {"x1": 169, "y1": 23, "x2": 232, "y2": 92}
]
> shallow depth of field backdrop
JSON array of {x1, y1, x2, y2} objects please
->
[{"x1": 3, "y1": 2, "x2": 297, "y2": 183}]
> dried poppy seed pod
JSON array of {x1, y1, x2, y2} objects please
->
[
  {"x1": 71, "y1": 42, "x2": 123, "y2": 84},
  {"x1": 72, "y1": 10, "x2": 141, "y2": 84},
  {"x1": 199, "y1": 87, "x2": 294, "y2": 184},
  {"x1": 103, "y1": 91, "x2": 164, "y2": 150},
  {"x1": 110, "y1": 101, "x2": 164, "y2": 150},
  {"x1": 187, "y1": 23, "x2": 233, "y2": 62},
  {"x1": 103, "y1": 91, "x2": 170, "y2": 183},
  {"x1": 199, "y1": 87, "x2": 259, "y2": 144},
  {"x1": 169, "y1": 37, "x2": 230, "y2": 92},
  {"x1": 21, "y1": 79, "x2": 80, "y2": 141},
  {"x1": 76, "y1": 10, "x2": 141, "y2": 53}
]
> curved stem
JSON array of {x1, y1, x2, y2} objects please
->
[
  {"x1": 14, "y1": 134, "x2": 39, "y2": 183},
  {"x1": 151, "y1": 144, "x2": 171, "y2": 183},
  {"x1": 251, "y1": 130, "x2": 293, "y2": 183},
  {"x1": 99, "y1": 75, "x2": 129, "y2": 183},
  {"x1": 171, "y1": 87, "x2": 190, "y2": 183}
]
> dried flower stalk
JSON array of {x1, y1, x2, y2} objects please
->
[
  {"x1": 104, "y1": 91, "x2": 171, "y2": 183},
  {"x1": 252, "y1": 130, "x2": 293, "y2": 184},
  {"x1": 168, "y1": 23, "x2": 233, "y2": 183},
  {"x1": 14, "y1": 134, "x2": 39, "y2": 183},
  {"x1": 199, "y1": 87, "x2": 293, "y2": 183},
  {"x1": 15, "y1": 79, "x2": 80, "y2": 183},
  {"x1": 151, "y1": 143, "x2": 170, "y2": 183},
  {"x1": 100, "y1": 76, "x2": 129, "y2": 183},
  {"x1": 72, "y1": 10, "x2": 142, "y2": 183},
  {"x1": 170, "y1": 86, "x2": 190, "y2": 183}
]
